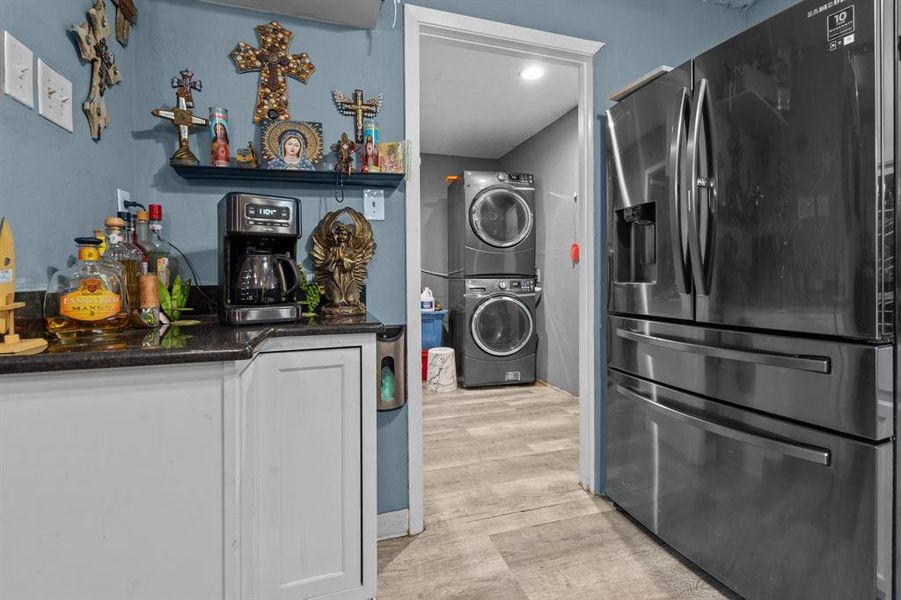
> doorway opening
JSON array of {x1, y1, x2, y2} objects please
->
[{"x1": 400, "y1": 5, "x2": 604, "y2": 539}]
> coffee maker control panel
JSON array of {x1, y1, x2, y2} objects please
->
[{"x1": 221, "y1": 192, "x2": 299, "y2": 236}]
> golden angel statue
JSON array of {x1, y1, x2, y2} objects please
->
[{"x1": 311, "y1": 207, "x2": 376, "y2": 317}]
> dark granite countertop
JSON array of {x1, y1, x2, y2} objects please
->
[{"x1": 0, "y1": 314, "x2": 385, "y2": 375}]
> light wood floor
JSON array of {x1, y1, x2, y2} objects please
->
[{"x1": 377, "y1": 383, "x2": 737, "y2": 600}]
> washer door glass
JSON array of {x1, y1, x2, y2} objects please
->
[
  {"x1": 471, "y1": 295, "x2": 534, "y2": 357},
  {"x1": 470, "y1": 188, "x2": 533, "y2": 248}
]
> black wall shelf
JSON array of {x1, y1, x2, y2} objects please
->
[{"x1": 172, "y1": 165, "x2": 405, "y2": 188}]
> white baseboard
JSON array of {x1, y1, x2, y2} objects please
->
[{"x1": 377, "y1": 509, "x2": 410, "y2": 541}]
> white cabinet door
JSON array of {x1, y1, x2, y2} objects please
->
[
  {"x1": 254, "y1": 348, "x2": 367, "y2": 600},
  {"x1": 0, "y1": 363, "x2": 233, "y2": 600}
]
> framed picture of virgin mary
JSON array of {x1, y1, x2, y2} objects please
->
[{"x1": 261, "y1": 120, "x2": 324, "y2": 170}]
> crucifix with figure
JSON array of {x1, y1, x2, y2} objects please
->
[
  {"x1": 151, "y1": 69, "x2": 208, "y2": 166},
  {"x1": 332, "y1": 89, "x2": 383, "y2": 143},
  {"x1": 229, "y1": 21, "x2": 315, "y2": 123}
]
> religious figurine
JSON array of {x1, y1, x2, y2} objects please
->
[
  {"x1": 151, "y1": 69, "x2": 209, "y2": 167},
  {"x1": 111, "y1": 0, "x2": 137, "y2": 46},
  {"x1": 70, "y1": 0, "x2": 122, "y2": 140},
  {"x1": 332, "y1": 89, "x2": 383, "y2": 143},
  {"x1": 235, "y1": 142, "x2": 258, "y2": 169},
  {"x1": 311, "y1": 207, "x2": 376, "y2": 317},
  {"x1": 229, "y1": 21, "x2": 315, "y2": 123},
  {"x1": 331, "y1": 133, "x2": 356, "y2": 176}
]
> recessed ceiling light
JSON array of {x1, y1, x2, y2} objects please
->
[{"x1": 520, "y1": 66, "x2": 544, "y2": 81}]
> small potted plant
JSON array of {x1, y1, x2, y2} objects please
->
[{"x1": 297, "y1": 264, "x2": 321, "y2": 317}]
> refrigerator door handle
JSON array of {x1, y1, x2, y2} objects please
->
[
  {"x1": 686, "y1": 78, "x2": 711, "y2": 296},
  {"x1": 615, "y1": 384, "x2": 832, "y2": 466},
  {"x1": 671, "y1": 87, "x2": 690, "y2": 295},
  {"x1": 615, "y1": 328, "x2": 831, "y2": 374}
]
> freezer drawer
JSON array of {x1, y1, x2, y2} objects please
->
[
  {"x1": 608, "y1": 316, "x2": 893, "y2": 441},
  {"x1": 606, "y1": 370, "x2": 892, "y2": 600}
]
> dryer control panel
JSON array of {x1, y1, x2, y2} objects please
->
[{"x1": 496, "y1": 172, "x2": 534, "y2": 186}]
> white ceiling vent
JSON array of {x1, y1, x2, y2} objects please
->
[{"x1": 196, "y1": 0, "x2": 383, "y2": 29}]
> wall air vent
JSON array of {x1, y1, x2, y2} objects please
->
[{"x1": 701, "y1": 0, "x2": 762, "y2": 10}]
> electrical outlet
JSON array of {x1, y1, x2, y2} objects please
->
[
  {"x1": 117, "y1": 188, "x2": 130, "y2": 213},
  {"x1": 363, "y1": 189, "x2": 385, "y2": 221},
  {"x1": 2, "y1": 31, "x2": 33, "y2": 108},
  {"x1": 37, "y1": 59, "x2": 72, "y2": 132}
]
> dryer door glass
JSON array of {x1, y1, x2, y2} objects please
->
[
  {"x1": 471, "y1": 296, "x2": 534, "y2": 356},
  {"x1": 470, "y1": 189, "x2": 534, "y2": 248}
]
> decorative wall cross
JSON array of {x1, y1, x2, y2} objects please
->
[
  {"x1": 151, "y1": 70, "x2": 209, "y2": 167},
  {"x1": 70, "y1": 0, "x2": 122, "y2": 140},
  {"x1": 229, "y1": 21, "x2": 315, "y2": 123},
  {"x1": 172, "y1": 69, "x2": 202, "y2": 108},
  {"x1": 331, "y1": 89, "x2": 383, "y2": 143},
  {"x1": 111, "y1": 0, "x2": 137, "y2": 46}
]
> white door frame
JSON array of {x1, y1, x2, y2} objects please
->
[{"x1": 404, "y1": 4, "x2": 604, "y2": 535}]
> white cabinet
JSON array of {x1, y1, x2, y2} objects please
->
[
  {"x1": 0, "y1": 333, "x2": 377, "y2": 600},
  {"x1": 0, "y1": 363, "x2": 236, "y2": 600},
  {"x1": 252, "y1": 349, "x2": 369, "y2": 599}
]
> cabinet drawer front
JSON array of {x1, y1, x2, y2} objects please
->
[
  {"x1": 256, "y1": 348, "x2": 363, "y2": 600},
  {"x1": 605, "y1": 370, "x2": 891, "y2": 600}
]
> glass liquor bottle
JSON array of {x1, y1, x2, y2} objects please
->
[
  {"x1": 44, "y1": 238, "x2": 130, "y2": 339},
  {"x1": 104, "y1": 216, "x2": 143, "y2": 311},
  {"x1": 94, "y1": 227, "x2": 125, "y2": 280},
  {"x1": 148, "y1": 203, "x2": 171, "y2": 287},
  {"x1": 119, "y1": 211, "x2": 148, "y2": 274}
]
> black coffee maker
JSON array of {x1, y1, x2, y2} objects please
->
[{"x1": 218, "y1": 192, "x2": 301, "y2": 324}]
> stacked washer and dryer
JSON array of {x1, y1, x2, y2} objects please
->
[{"x1": 447, "y1": 171, "x2": 539, "y2": 387}]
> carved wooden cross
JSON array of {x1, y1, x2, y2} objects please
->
[
  {"x1": 331, "y1": 89, "x2": 383, "y2": 143},
  {"x1": 229, "y1": 21, "x2": 315, "y2": 123},
  {"x1": 70, "y1": 0, "x2": 121, "y2": 140},
  {"x1": 152, "y1": 71, "x2": 208, "y2": 167},
  {"x1": 172, "y1": 69, "x2": 202, "y2": 108},
  {"x1": 111, "y1": 0, "x2": 137, "y2": 46}
]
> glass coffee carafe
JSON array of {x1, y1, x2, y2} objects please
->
[{"x1": 234, "y1": 251, "x2": 300, "y2": 305}]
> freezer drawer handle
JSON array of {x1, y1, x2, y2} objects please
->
[
  {"x1": 616, "y1": 328, "x2": 831, "y2": 374},
  {"x1": 616, "y1": 384, "x2": 832, "y2": 466}
]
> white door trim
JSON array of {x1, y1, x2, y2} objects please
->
[{"x1": 404, "y1": 4, "x2": 604, "y2": 535}]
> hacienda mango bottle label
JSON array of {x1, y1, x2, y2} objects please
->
[{"x1": 60, "y1": 278, "x2": 122, "y2": 321}]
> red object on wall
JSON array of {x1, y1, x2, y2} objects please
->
[
  {"x1": 570, "y1": 242, "x2": 580, "y2": 264},
  {"x1": 421, "y1": 350, "x2": 429, "y2": 381}
]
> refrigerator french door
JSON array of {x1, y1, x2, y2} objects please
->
[
  {"x1": 604, "y1": 1, "x2": 897, "y2": 599},
  {"x1": 606, "y1": 0, "x2": 894, "y2": 341}
]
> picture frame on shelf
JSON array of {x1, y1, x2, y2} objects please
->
[{"x1": 261, "y1": 120, "x2": 324, "y2": 171}]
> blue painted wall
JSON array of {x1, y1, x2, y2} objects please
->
[{"x1": 0, "y1": 0, "x2": 754, "y2": 514}]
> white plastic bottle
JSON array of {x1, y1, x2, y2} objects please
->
[{"x1": 420, "y1": 287, "x2": 435, "y2": 310}]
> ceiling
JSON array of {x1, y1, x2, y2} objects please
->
[
  {"x1": 420, "y1": 37, "x2": 579, "y2": 159},
  {"x1": 196, "y1": 0, "x2": 382, "y2": 29}
]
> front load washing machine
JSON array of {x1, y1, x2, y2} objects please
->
[
  {"x1": 451, "y1": 277, "x2": 538, "y2": 387},
  {"x1": 448, "y1": 171, "x2": 536, "y2": 278}
]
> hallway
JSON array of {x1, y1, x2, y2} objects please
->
[{"x1": 377, "y1": 384, "x2": 734, "y2": 599}]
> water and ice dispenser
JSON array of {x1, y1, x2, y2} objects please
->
[{"x1": 613, "y1": 202, "x2": 657, "y2": 284}]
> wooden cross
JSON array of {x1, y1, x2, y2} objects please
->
[
  {"x1": 229, "y1": 21, "x2": 315, "y2": 123},
  {"x1": 332, "y1": 89, "x2": 383, "y2": 143},
  {"x1": 111, "y1": 0, "x2": 137, "y2": 47},
  {"x1": 70, "y1": 0, "x2": 122, "y2": 140},
  {"x1": 172, "y1": 69, "x2": 202, "y2": 108},
  {"x1": 152, "y1": 71, "x2": 208, "y2": 167}
]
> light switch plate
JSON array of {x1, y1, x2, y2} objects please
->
[
  {"x1": 37, "y1": 59, "x2": 73, "y2": 132},
  {"x1": 3, "y1": 31, "x2": 34, "y2": 108},
  {"x1": 363, "y1": 189, "x2": 385, "y2": 221}
]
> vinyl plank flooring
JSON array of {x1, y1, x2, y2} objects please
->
[{"x1": 378, "y1": 383, "x2": 735, "y2": 600}]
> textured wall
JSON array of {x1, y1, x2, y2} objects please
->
[
  {"x1": 500, "y1": 109, "x2": 580, "y2": 395},
  {"x1": 0, "y1": 0, "x2": 136, "y2": 290}
]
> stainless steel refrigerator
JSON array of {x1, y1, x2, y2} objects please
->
[{"x1": 604, "y1": 1, "x2": 896, "y2": 598}]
